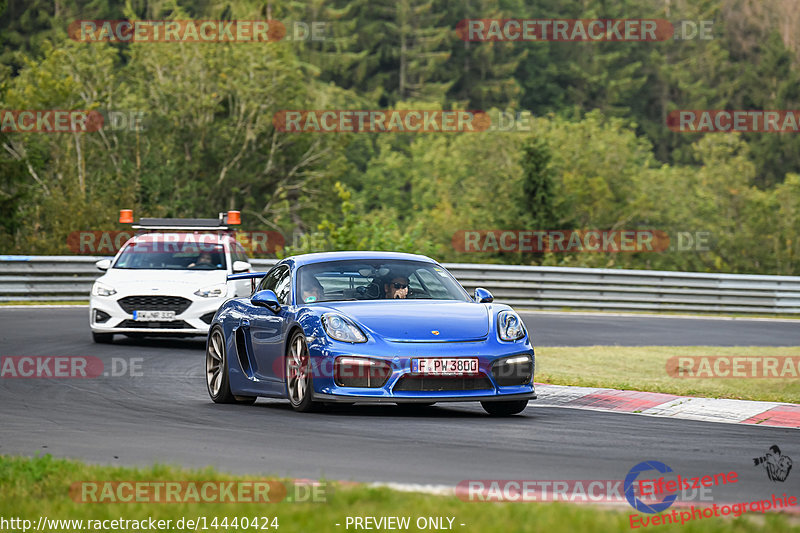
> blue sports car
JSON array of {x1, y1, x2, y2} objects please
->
[{"x1": 205, "y1": 251, "x2": 536, "y2": 415}]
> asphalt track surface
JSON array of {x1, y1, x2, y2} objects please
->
[{"x1": 0, "y1": 307, "x2": 798, "y2": 505}]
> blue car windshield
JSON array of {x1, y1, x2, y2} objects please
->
[{"x1": 297, "y1": 260, "x2": 470, "y2": 304}]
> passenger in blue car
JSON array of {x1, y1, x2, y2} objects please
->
[
  {"x1": 384, "y1": 274, "x2": 410, "y2": 299},
  {"x1": 301, "y1": 277, "x2": 324, "y2": 303}
]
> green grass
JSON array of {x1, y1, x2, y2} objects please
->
[
  {"x1": 0, "y1": 455, "x2": 796, "y2": 533},
  {"x1": 536, "y1": 346, "x2": 800, "y2": 403}
]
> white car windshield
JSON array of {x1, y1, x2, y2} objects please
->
[{"x1": 114, "y1": 241, "x2": 227, "y2": 270}]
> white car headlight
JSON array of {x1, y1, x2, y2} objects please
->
[
  {"x1": 92, "y1": 281, "x2": 117, "y2": 297},
  {"x1": 322, "y1": 313, "x2": 367, "y2": 343},
  {"x1": 194, "y1": 283, "x2": 228, "y2": 298},
  {"x1": 498, "y1": 311, "x2": 525, "y2": 341}
]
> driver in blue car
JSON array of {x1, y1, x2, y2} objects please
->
[{"x1": 384, "y1": 274, "x2": 410, "y2": 299}]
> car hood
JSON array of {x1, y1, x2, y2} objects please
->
[
  {"x1": 322, "y1": 300, "x2": 490, "y2": 342},
  {"x1": 99, "y1": 268, "x2": 227, "y2": 292}
]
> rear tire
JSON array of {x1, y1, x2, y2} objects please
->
[
  {"x1": 206, "y1": 326, "x2": 256, "y2": 405},
  {"x1": 481, "y1": 399, "x2": 528, "y2": 416},
  {"x1": 92, "y1": 332, "x2": 114, "y2": 344}
]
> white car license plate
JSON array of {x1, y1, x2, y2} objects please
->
[
  {"x1": 412, "y1": 358, "x2": 479, "y2": 375},
  {"x1": 133, "y1": 310, "x2": 176, "y2": 321}
]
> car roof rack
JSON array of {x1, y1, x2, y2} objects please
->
[
  {"x1": 133, "y1": 217, "x2": 228, "y2": 231},
  {"x1": 122, "y1": 210, "x2": 241, "y2": 231}
]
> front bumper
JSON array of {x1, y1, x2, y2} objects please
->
[
  {"x1": 307, "y1": 339, "x2": 536, "y2": 402},
  {"x1": 90, "y1": 295, "x2": 224, "y2": 336},
  {"x1": 315, "y1": 391, "x2": 536, "y2": 403}
]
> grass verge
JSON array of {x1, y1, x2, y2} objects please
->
[
  {"x1": 0, "y1": 455, "x2": 797, "y2": 533},
  {"x1": 536, "y1": 346, "x2": 800, "y2": 403}
]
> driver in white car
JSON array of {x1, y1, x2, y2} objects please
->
[{"x1": 189, "y1": 251, "x2": 214, "y2": 268}]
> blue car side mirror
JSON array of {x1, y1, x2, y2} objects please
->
[
  {"x1": 251, "y1": 289, "x2": 281, "y2": 313},
  {"x1": 474, "y1": 287, "x2": 493, "y2": 303}
]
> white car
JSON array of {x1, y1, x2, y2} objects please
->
[{"x1": 89, "y1": 218, "x2": 253, "y2": 343}]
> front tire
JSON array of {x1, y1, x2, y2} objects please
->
[
  {"x1": 206, "y1": 326, "x2": 256, "y2": 405},
  {"x1": 481, "y1": 399, "x2": 528, "y2": 416},
  {"x1": 285, "y1": 331, "x2": 319, "y2": 412}
]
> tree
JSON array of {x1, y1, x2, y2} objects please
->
[
  {"x1": 319, "y1": 0, "x2": 453, "y2": 105},
  {"x1": 520, "y1": 137, "x2": 560, "y2": 228},
  {"x1": 439, "y1": 0, "x2": 527, "y2": 109},
  {"x1": 280, "y1": 181, "x2": 436, "y2": 256}
]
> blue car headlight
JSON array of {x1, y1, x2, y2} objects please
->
[
  {"x1": 498, "y1": 311, "x2": 525, "y2": 341},
  {"x1": 322, "y1": 313, "x2": 367, "y2": 343}
]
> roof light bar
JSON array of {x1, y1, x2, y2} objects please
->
[{"x1": 119, "y1": 211, "x2": 243, "y2": 231}]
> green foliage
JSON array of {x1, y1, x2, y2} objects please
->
[
  {"x1": 520, "y1": 138, "x2": 559, "y2": 229},
  {"x1": 280, "y1": 182, "x2": 436, "y2": 256},
  {"x1": 0, "y1": 0, "x2": 799, "y2": 275}
]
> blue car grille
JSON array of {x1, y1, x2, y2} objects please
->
[{"x1": 393, "y1": 374, "x2": 494, "y2": 392}]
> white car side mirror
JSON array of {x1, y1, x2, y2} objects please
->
[
  {"x1": 232, "y1": 261, "x2": 251, "y2": 273},
  {"x1": 95, "y1": 259, "x2": 112, "y2": 271}
]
